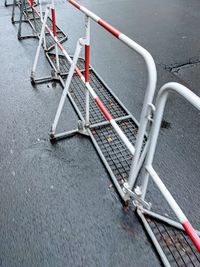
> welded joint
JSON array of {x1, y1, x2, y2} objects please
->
[
  {"x1": 30, "y1": 71, "x2": 35, "y2": 84},
  {"x1": 78, "y1": 120, "x2": 90, "y2": 136},
  {"x1": 49, "y1": 131, "x2": 55, "y2": 140},
  {"x1": 146, "y1": 103, "x2": 155, "y2": 122},
  {"x1": 79, "y1": 37, "x2": 88, "y2": 46},
  {"x1": 123, "y1": 182, "x2": 151, "y2": 210}
]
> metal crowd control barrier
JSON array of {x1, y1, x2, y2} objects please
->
[
  {"x1": 136, "y1": 82, "x2": 200, "y2": 265},
  {"x1": 3, "y1": 0, "x2": 200, "y2": 264},
  {"x1": 31, "y1": 0, "x2": 157, "y2": 201}
]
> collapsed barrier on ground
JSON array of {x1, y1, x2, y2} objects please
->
[{"x1": 5, "y1": 0, "x2": 200, "y2": 265}]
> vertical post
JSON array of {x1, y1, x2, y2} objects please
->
[
  {"x1": 31, "y1": 6, "x2": 50, "y2": 81},
  {"x1": 85, "y1": 15, "x2": 90, "y2": 125},
  {"x1": 127, "y1": 59, "x2": 157, "y2": 191},
  {"x1": 11, "y1": 0, "x2": 16, "y2": 23},
  {"x1": 38, "y1": 0, "x2": 47, "y2": 50},
  {"x1": 51, "y1": 39, "x2": 83, "y2": 136},
  {"x1": 17, "y1": 0, "x2": 25, "y2": 39},
  {"x1": 29, "y1": 0, "x2": 37, "y2": 33},
  {"x1": 39, "y1": 0, "x2": 43, "y2": 18},
  {"x1": 51, "y1": 0, "x2": 60, "y2": 72}
]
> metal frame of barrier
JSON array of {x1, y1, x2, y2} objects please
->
[
  {"x1": 135, "y1": 82, "x2": 200, "y2": 265},
  {"x1": 31, "y1": 1, "x2": 157, "y2": 202}
]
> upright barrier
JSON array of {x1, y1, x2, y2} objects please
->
[
  {"x1": 136, "y1": 82, "x2": 200, "y2": 264},
  {"x1": 5, "y1": 0, "x2": 200, "y2": 264},
  {"x1": 32, "y1": 0, "x2": 157, "y2": 201}
]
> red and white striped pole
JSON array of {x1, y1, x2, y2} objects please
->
[
  {"x1": 85, "y1": 15, "x2": 90, "y2": 125},
  {"x1": 31, "y1": 4, "x2": 51, "y2": 78},
  {"x1": 68, "y1": 0, "x2": 122, "y2": 39},
  {"x1": 29, "y1": 0, "x2": 33, "y2": 6}
]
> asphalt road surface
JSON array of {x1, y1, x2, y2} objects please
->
[{"x1": 0, "y1": 0, "x2": 200, "y2": 266}]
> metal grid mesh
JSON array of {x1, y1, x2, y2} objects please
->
[
  {"x1": 48, "y1": 54, "x2": 129, "y2": 124},
  {"x1": 44, "y1": 31, "x2": 66, "y2": 50},
  {"x1": 27, "y1": 14, "x2": 66, "y2": 49},
  {"x1": 91, "y1": 118, "x2": 140, "y2": 184},
  {"x1": 67, "y1": 70, "x2": 128, "y2": 124},
  {"x1": 48, "y1": 53, "x2": 86, "y2": 74},
  {"x1": 145, "y1": 215, "x2": 200, "y2": 267}
]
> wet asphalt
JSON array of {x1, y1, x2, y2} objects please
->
[{"x1": 0, "y1": 0, "x2": 200, "y2": 266}]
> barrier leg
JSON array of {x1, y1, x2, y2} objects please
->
[
  {"x1": 17, "y1": 0, "x2": 25, "y2": 38},
  {"x1": 31, "y1": 6, "x2": 50, "y2": 83},
  {"x1": 50, "y1": 38, "x2": 83, "y2": 137},
  {"x1": 39, "y1": 0, "x2": 42, "y2": 17},
  {"x1": 38, "y1": 0, "x2": 47, "y2": 50},
  {"x1": 11, "y1": 0, "x2": 16, "y2": 23},
  {"x1": 31, "y1": 2, "x2": 37, "y2": 34}
]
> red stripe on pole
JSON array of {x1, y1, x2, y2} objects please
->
[
  {"x1": 51, "y1": 8, "x2": 57, "y2": 36},
  {"x1": 98, "y1": 19, "x2": 121, "y2": 38},
  {"x1": 68, "y1": 0, "x2": 81, "y2": 9},
  {"x1": 27, "y1": 0, "x2": 32, "y2": 6},
  {"x1": 85, "y1": 45, "x2": 90, "y2": 82},
  {"x1": 95, "y1": 98, "x2": 112, "y2": 121},
  {"x1": 182, "y1": 221, "x2": 200, "y2": 252}
]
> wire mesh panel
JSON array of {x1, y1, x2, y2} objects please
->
[
  {"x1": 68, "y1": 70, "x2": 128, "y2": 124},
  {"x1": 27, "y1": 12, "x2": 67, "y2": 49},
  {"x1": 91, "y1": 118, "x2": 140, "y2": 184},
  {"x1": 144, "y1": 214, "x2": 200, "y2": 267},
  {"x1": 47, "y1": 54, "x2": 129, "y2": 124},
  {"x1": 48, "y1": 53, "x2": 86, "y2": 74}
]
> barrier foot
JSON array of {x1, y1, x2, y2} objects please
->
[
  {"x1": 5, "y1": 1, "x2": 14, "y2": 7},
  {"x1": 17, "y1": 34, "x2": 37, "y2": 40},
  {"x1": 50, "y1": 128, "x2": 89, "y2": 143},
  {"x1": 12, "y1": 19, "x2": 29, "y2": 24},
  {"x1": 137, "y1": 208, "x2": 200, "y2": 267},
  {"x1": 31, "y1": 69, "x2": 60, "y2": 85},
  {"x1": 31, "y1": 76, "x2": 59, "y2": 85}
]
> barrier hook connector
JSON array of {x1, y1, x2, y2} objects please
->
[{"x1": 123, "y1": 182, "x2": 151, "y2": 210}]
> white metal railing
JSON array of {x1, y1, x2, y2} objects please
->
[
  {"x1": 140, "y1": 82, "x2": 200, "y2": 252},
  {"x1": 30, "y1": 0, "x2": 157, "y2": 198}
]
